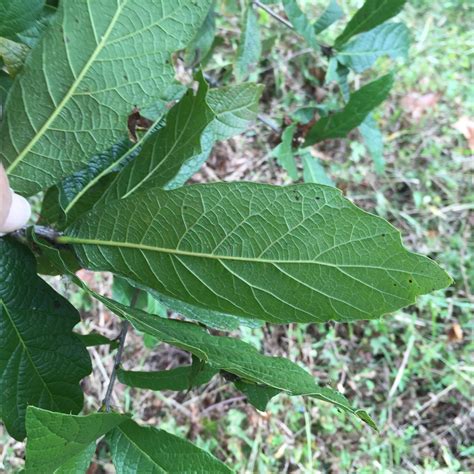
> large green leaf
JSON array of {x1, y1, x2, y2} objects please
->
[
  {"x1": 235, "y1": 5, "x2": 262, "y2": 81},
  {"x1": 107, "y1": 419, "x2": 232, "y2": 473},
  {"x1": 118, "y1": 364, "x2": 218, "y2": 391},
  {"x1": 337, "y1": 22, "x2": 410, "y2": 73},
  {"x1": 0, "y1": 238, "x2": 91, "y2": 440},
  {"x1": 102, "y1": 76, "x2": 262, "y2": 202},
  {"x1": 304, "y1": 74, "x2": 393, "y2": 146},
  {"x1": 25, "y1": 407, "x2": 126, "y2": 473},
  {"x1": 0, "y1": 0, "x2": 45, "y2": 38},
  {"x1": 62, "y1": 182, "x2": 451, "y2": 324},
  {"x1": 335, "y1": 0, "x2": 407, "y2": 47},
  {"x1": 101, "y1": 302, "x2": 375, "y2": 427},
  {"x1": 0, "y1": 0, "x2": 212, "y2": 196}
]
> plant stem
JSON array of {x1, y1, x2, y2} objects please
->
[
  {"x1": 102, "y1": 288, "x2": 140, "y2": 411},
  {"x1": 253, "y1": 0, "x2": 294, "y2": 30}
]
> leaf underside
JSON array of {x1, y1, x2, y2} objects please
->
[
  {"x1": 63, "y1": 182, "x2": 451, "y2": 325},
  {"x1": 1, "y1": 0, "x2": 212, "y2": 195}
]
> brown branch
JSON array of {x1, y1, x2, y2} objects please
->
[
  {"x1": 253, "y1": 0, "x2": 294, "y2": 29},
  {"x1": 102, "y1": 288, "x2": 140, "y2": 412}
]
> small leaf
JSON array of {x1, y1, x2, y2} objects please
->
[
  {"x1": 62, "y1": 181, "x2": 451, "y2": 325},
  {"x1": 25, "y1": 407, "x2": 126, "y2": 473},
  {"x1": 1, "y1": 0, "x2": 212, "y2": 196},
  {"x1": 282, "y1": 0, "x2": 319, "y2": 50},
  {"x1": 0, "y1": 37, "x2": 29, "y2": 77},
  {"x1": 313, "y1": 0, "x2": 344, "y2": 34},
  {"x1": 185, "y1": 4, "x2": 216, "y2": 67},
  {"x1": 234, "y1": 380, "x2": 280, "y2": 411},
  {"x1": 271, "y1": 123, "x2": 298, "y2": 179},
  {"x1": 151, "y1": 290, "x2": 263, "y2": 331},
  {"x1": 335, "y1": 0, "x2": 408, "y2": 47},
  {"x1": 337, "y1": 23, "x2": 410, "y2": 73},
  {"x1": 359, "y1": 114, "x2": 385, "y2": 174},
  {"x1": 75, "y1": 332, "x2": 119, "y2": 350},
  {"x1": 235, "y1": 5, "x2": 262, "y2": 82},
  {"x1": 118, "y1": 365, "x2": 218, "y2": 392},
  {"x1": 101, "y1": 75, "x2": 262, "y2": 201},
  {"x1": 304, "y1": 73, "x2": 393, "y2": 146},
  {"x1": 107, "y1": 419, "x2": 232, "y2": 473},
  {"x1": 301, "y1": 150, "x2": 334, "y2": 186},
  {"x1": 0, "y1": 238, "x2": 91, "y2": 440}
]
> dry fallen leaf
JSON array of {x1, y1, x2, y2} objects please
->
[
  {"x1": 448, "y1": 323, "x2": 463, "y2": 342},
  {"x1": 0, "y1": 164, "x2": 12, "y2": 228},
  {"x1": 401, "y1": 92, "x2": 440, "y2": 121},
  {"x1": 453, "y1": 116, "x2": 474, "y2": 151}
]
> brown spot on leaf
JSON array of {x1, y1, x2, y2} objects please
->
[{"x1": 127, "y1": 107, "x2": 154, "y2": 142}]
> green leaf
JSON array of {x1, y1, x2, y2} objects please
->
[
  {"x1": 0, "y1": 37, "x2": 29, "y2": 77},
  {"x1": 118, "y1": 364, "x2": 218, "y2": 392},
  {"x1": 107, "y1": 419, "x2": 232, "y2": 473},
  {"x1": 282, "y1": 0, "x2": 319, "y2": 50},
  {"x1": 0, "y1": 72, "x2": 13, "y2": 119},
  {"x1": 102, "y1": 304, "x2": 375, "y2": 427},
  {"x1": 33, "y1": 233, "x2": 260, "y2": 333},
  {"x1": 15, "y1": 6, "x2": 57, "y2": 48},
  {"x1": 235, "y1": 5, "x2": 261, "y2": 81},
  {"x1": 32, "y1": 259, "x2": 375, "y2": 427},
  {"x1": 337, "y1": 22, "x2": 410, "y2": 73},
  {"x1": 313, "y1": 0, "x2": 344, "y2": 34},
  {"x1": 0, "y1": 0, "x2": 212, "y2": 196},
  {"x1": 75, "y1": 332, "x2": 119, "y2": 350},
  {"x1": 304, "y1": 73, "x2": 393, "y2": 146},
  {"x1": 359, "y1": 114, "x2": 385, "y2": 174},
  {"x1": 62, "y1": 181, "x2": 451, "y2": 324},
  {"x1": 185, "y1": 4, "x2": 216, "y2": 67},
  {"x1": 271, "y1": 123, "x2": 298, "y2": 180},
  {"x1": 301, "y1": 150, "x2": 334, "y2": 186},
  {"x1": 335, "y1": 0, "x2": 407, "y2": 47},
  {"x1": 0, "y1": 0, "x2": 45, "y2": 38},
  {"x1": 0, "y1": 238, "x2": 91, "y2": 440},
  {"x1": 54, "y1": 140, "x2": 136, "y2": 227},
  {"x1": 151, "y1": 290, "x2": 263, "y2": 331},
  {"x1": 234, "y1": 380, "x2": 280, "y2": 411},
  {"x1": 101, "y1": 75, "x2": 262, "y2": 200},
  {"x1": 25, "y1": 407, "x2": 126, "y2": 473}
]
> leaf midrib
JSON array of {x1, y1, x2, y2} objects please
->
[
  {"x1": 6, "y1": 1, "x2": 128, "y2": 174},
  {"x1": 59, "y1": 235, "x2": 421, "y2": 277}
]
